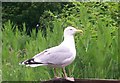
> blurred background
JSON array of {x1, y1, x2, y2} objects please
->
[{"x1": 2, "y1": 2, "x2": 119, "y2": 81}]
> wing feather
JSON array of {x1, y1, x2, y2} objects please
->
[{"x1": 33, "y1": 45, "x2": 72, "y2": 65}]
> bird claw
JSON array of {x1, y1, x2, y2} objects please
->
[
  {"x1": 65, "y1": 77, "x2": 74, "y2": 81},
  {"x1": 54, "y1": 76, "x2": 61, "y2": 79},
  {"x1": 53, "y1": 77, "x2": 74, "y2": 81}
]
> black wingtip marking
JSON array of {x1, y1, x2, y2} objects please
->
[{"x1": 23, "y1": 58, "x2": 43, "y2": 65}]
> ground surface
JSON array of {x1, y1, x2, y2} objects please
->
[{"x1": 41, "y1": 78, "x2": 120, "y2": 83}]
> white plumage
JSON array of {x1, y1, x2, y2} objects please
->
[{"x1": 20, "y1": 26, "x2": 83, "y2": 81}]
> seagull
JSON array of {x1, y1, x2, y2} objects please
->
[{"x1": 20, "y1": 26, "x2": 83, "y2": 81}]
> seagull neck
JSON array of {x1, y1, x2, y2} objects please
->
[
  {"x1": 62, "y1": 35, "x2": 75, "y2": 49},
  {"x1": 64, "y1": 35, "x2": 74, "y2": 42}
]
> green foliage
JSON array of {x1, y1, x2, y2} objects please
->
[
  {"x1": 2, "y1": 2, "x2": 119, "y2": 35},
  {"x1": 2, "y1": 2, "x2": 119, "y2": 81},
  {"x1": 2, "y1": 2, "x2": 70, "y2": 34}
]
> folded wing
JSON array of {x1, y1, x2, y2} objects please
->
[{"x1": 20, "y1": 45, "x2": 72, "y2": 67}]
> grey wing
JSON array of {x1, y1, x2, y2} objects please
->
[
  {"x1": 46, "y1": 51, "x2": 72, "y2": 65},
  {"x1": 33, "y1": 46, "x2": 72, "y2": 65}
]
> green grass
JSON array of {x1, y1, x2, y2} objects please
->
[{"x1": 2, "y1": 3, "x2": 119, "y2": 81}]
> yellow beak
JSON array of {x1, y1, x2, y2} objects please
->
[{"x1": 76, "y1": 29, "x2": 83, "y2": 33}]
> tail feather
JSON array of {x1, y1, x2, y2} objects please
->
[{"x1": 19, "y1": 58, "x2": 46, "y2": 67}]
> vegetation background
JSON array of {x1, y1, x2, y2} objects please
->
[{"x1": 2, "y1": 2, "x2": 119, "y2": 81}]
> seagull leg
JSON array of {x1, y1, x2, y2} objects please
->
[
  {"x1": 62, "y1": 67, "x2": 74, "y2": 81},
  {"x1": 53, "y1": 68, "x2": 60, "y2": 79},
  {"x1": 62, "y1": 67, "x2": 67, "y2": 78}
]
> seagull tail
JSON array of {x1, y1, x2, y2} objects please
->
[{"x1": 19, "y1": 58, "x2": 46, "y2": 67}]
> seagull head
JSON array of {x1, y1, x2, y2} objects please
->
[{"x1": 64, "y1": 26, "x2": 83, "y2": 37}]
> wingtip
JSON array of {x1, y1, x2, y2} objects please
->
[{"x1": 19, "y1": 61, "x2": 25, "y2": 65}]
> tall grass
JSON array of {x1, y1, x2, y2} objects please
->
[{"x1": 2, "y1": 4, "x2": 119, "y2": 81}]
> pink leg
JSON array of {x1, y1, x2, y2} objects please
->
[
  {"x1": 53, "y1": 68, "x2": 60, "y2": 79},
  {"x1": 62, "y1": 67, "x2": 74, "y2": 81}
]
